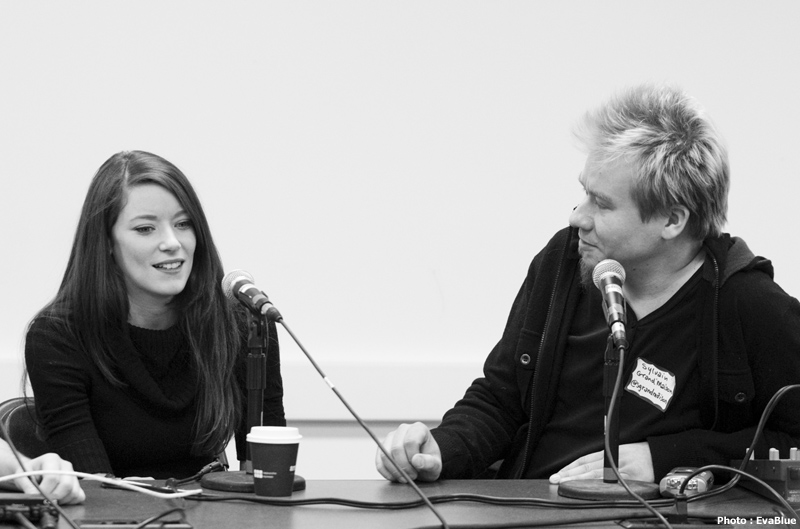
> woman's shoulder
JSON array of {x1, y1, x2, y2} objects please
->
[
  {"x1": 28, "y1": 308, "x2": 70, "y2": 338},
  {"x1": 25, "y1": 309, "x2": 83, "y2": 362}
]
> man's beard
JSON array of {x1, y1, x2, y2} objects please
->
[{"x1": 579, "y1": 258, "x2": 595, "y2": 289}]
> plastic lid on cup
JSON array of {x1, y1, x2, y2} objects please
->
[{"x1": 247, "y1": 426, "x2": 302, "y2": 444}]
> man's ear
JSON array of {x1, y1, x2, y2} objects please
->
[{"x1": 662, "y1": 205, "x2": 690, "y2": 240}]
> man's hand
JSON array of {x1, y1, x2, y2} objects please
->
[
  {"x1": 549, "y1": 442, "x2": 654, "y2": 484},
  {"x1": 375, "y1": 422, "x2": 442, "y2": 483}
]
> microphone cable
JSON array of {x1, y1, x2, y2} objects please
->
[
  {"x1": 673, "y1": 384, "x2": 800, "y2": 517},
  {"x1": 601, "y1": 345, "x2": 673, "y2": 528},
  {"x1": 185, "y1": 491, "x2": 723, "y2": 528},
  {"x1": 165, "y1": 459, "x2": 225, "y2": 489},
  {"x1": 131, "y1": 506, "x2": 187, "y2": 529},
  {"x1": 603, "y1": 356, "x2": 800, "y2": 527}
]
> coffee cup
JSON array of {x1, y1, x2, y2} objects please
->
[{"x1": 247, "y1": 426, "x2": 302, "y2": 497}]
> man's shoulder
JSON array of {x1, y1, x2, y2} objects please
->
[
  {"x1": 718, "y1": 260, "x2": 798, "y2": 324},
  {"x1": 529, "y1": 226, "x2": 577, "y2": 268},
  {"x1": 518, "y1": 226, "x2": 580, "y2": 304},
  {"x1": 705, "y1": 233, "x2": 774, "y2": 286}
]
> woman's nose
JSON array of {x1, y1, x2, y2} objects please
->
[{"x1": 159, "y1": 229, "x2": 182, "y2": 252}]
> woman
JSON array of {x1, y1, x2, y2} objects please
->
[{"x1": 25, "y1": 151, "x2": 285, "y2": 479}]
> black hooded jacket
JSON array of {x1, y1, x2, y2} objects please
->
[{"x1": 431, "y1": 227, "x2": 800, "y2": 481}]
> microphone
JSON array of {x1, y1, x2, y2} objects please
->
[
  {"x1": 592, "y1": 259, "x2": 627, "y2": 348},
  {"x1": 222, "y1": 269, "x2": 283, "y2": 322}
]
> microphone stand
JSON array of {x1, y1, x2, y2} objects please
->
[
  {"x1": 603, "y1": 335, "x2": 621, "y2": 484},
  {"x1": 244, "y1": 311, "x2": 268, "y2": 470},
  {"x1": 201, "y1": 311, "x2": 270, "y2": 492},
  {"x1": 558, "y1": 336, "x2": 660, "y2": 500}
]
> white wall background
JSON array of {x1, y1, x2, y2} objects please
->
[{"x1": 1, "y1": 1, "x2": 798, "y2": 479}]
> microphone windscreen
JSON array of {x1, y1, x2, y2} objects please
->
[
  {"x1": 592, "y1": 259, "x2": 626, "y2": 290},
  {"x1": 222, "y1": 269, "x2": 255, "y2": 300}
]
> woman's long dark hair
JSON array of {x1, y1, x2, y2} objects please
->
[{"x1": 31, "y1": 150, "x2": 240, "y2": 455}]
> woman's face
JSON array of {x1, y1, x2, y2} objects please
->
[{"x1": 111, "y1": 184, "x2": 196, "y2": 310}]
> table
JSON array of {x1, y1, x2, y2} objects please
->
[{"x1": 55, "y1": 479, "x2": 795, "y2": 529}]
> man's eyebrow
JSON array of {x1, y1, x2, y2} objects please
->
[
  {"x1": 578, "y1": 173, "x2": 614, "y2": 205},
  {"x1": 589, "y1": 188, "x2": 614, "y2": 205}
]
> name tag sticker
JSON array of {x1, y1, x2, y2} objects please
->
[{"x1": 625, "y1": 358, "x2": 676, "y2": 412}]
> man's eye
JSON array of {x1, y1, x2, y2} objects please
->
[{"x1": 590, "y1": 195, "x2": 609, "y2": 210}]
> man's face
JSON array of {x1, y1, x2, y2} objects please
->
[{"x1": 568, "y1": 154, "x2": 667, "y2": 285}]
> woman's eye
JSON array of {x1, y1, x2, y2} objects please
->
[
  {"x1": 176, "y1": 219, "x2": 194, "y2": 230},
  {"x1": 134, "y1": 226, "x2": 154, "y2": 234}
]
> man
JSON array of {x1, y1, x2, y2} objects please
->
[{"x1": 376, "y1": 84, "x2": 800, "y2": 485}]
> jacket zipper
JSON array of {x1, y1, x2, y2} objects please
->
[
  {"x1": 710, "y1": 253, "x2": 720, "y2": 430},
  {"x1": 516, "y1": 233, "x2": 570, "y2": 477}
]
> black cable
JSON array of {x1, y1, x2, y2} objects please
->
[
  {"x1": 595, "y1": 366, "x2": 800, "y2": 528},
  {"x1": 0, "y1": 417, "x2": 80, "y2": 529},
  {"x1": 165, "y1": 459, "x2": 225, "y2": 489},
  {"x1": 277, "y1": 318, "x2": 451, "y2": 529},
  {"x1": 12, "y1": 512, "x2": 39, "y2": 529},
  {"x1": 684, "y1": 464, "x2": 797, "y2": 518},
  {"x1": 187, "y1": 490, "x2": 676, "y2": 510},
  {"x1": 603, "y1": 375, "x2": 800, "y2": 527},
  {"x1": 676, "y1": 384, "x2": 800, "y2": 517},
  {"x1": 184, "y1": 460, "x2": 798, "y2": 527},
  {"x1": 408, "y1": 512, "x2": 667, "y2": 529},
  {"x1": 131, "y1": 506, "x2": 187, "y2": 529},
  {"x1": 186, "y1": 493, "x2": 684, "y2": 529}
]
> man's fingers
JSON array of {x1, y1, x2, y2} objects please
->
[
  {"x1": 411, "y1": 453, "x2": 442, "y2": 480},
  {"x1": 377, "y1": 425, "x2": 419, "y2": 482},
  {"x1": 550, "y1": 450, "x2": 605, "y2": 484}
]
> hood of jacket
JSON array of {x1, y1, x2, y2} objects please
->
[{"x1": 703, "y1": 233, "x2": 773, "y2": 287}]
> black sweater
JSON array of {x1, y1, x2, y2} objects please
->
[{"x1": 25, "y1": 315, "x2": 285, "y2": 479}]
